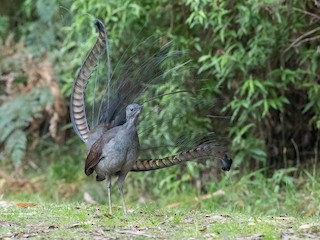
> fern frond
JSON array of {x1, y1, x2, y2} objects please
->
[
  {"x1": 0, "y1": 87, "x2": 53, "y2": 165},
  {"x1": 4, "y1": 129, "x2": 27, "y2": 165}
]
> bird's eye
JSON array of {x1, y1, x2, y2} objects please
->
[{"x1": 130, "y1": 108, "x2": 134, "y2": 111}]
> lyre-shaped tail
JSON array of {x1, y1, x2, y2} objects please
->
[
  {"x1": 131, "y1": 143, "x2": 232, "y2": 171},
  {"x1": 70, "y1": 19, "x2": 108, "y2": 142}
]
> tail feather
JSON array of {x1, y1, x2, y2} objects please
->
[
  {"x1": 70, "y1": 19, "x2": 108, "y2": 142},
  {"x1": 131, "y1": 143, "x2": 232, "y2": 171}
]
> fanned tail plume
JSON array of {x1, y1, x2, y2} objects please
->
[
  {"x1": 69, "y1": 18, "x2": 233, "y2": 173},
  {"x1": 70, "y1": 19, "x2": 108, "y2": 142}
]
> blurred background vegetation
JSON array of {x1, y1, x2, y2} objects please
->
[{"x1": 0, "y1": 0, "x2": 319, "y2": 215}]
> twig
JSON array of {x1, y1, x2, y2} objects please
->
[
  {"x1": 284, "y1": 27, "x2": 320, "y2": 52},
  {"x1": 292, "y1": 7, "x2": 320, "y2": 20},
  {"x1": 208, "y1": 115, "x2": 231, "y2": 119},
  {"x1": 291, "y1": 138, "x2": 300, "y2": 171},
  {"x1": 291, "y1": 35, "x2": 320, "y2": 49},
  {"x1": 115, "y1": 230, "x2": 155, "y2": 238},
  {"x1": 314, "y1": 130, "x2": 319, "y2": 178}
]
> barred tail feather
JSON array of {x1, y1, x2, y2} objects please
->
[
  {"x1": 70, "y1": 19, "x2": 108, "y2": 142},
  {"x1": 131, "y1": 143, "x2": 231, "y2": 171}
]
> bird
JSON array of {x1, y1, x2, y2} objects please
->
[
  {"x1": 70, "y1": 19, "x2": 232, "y2": 215},
  {"x1": 85, "y1": 103, "x2": 142, "y2": 215}
]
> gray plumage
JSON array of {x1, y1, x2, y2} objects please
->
[{"x1": 85, "y1": 103, "x2": 142, "y2": 215}]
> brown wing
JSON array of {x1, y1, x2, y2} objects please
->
[
  {"x1": 85, "y1": 137, "x2": 104, "y2": 176},
  {"x1": 84, "y1": 127, "x2": 119, "y2": 175}
]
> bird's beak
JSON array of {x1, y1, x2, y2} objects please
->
[{"x1": 135, "y1": 105, "x2": 143, "y2": 116}]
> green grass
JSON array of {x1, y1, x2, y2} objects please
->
[
  {"x1": 1, "y1": 160, "x2": 320, "y2": 239},
  {"x1": 1, "y1": 202, "x2": 320, "y2": 239}
]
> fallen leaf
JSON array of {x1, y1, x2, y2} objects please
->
[
  {"x1": 274, "y1": 216, "x2": 295, "y2": 221},
  {"x1": 16, "y1": 202, "x2": 36, "y2": 208},
  {"x1": 204, "y1": 214, "x2": 231, "y2": 223},
  {"x1": 165, "y1": 202, "x2": 182, "y2": 209},
  {"x1": 203, "y1": 233, "x2": 219, "y2": 238},
  {"x1": 69, "y1": 222, "x2": 94, "y2": 229},
  {"x1": 184, "y1": 217, "x2": 193, "y2": 224},
  {"x1": 84, "y1": 192, "x2": 96, "y2": 204},
  {"x1": 299, "y1": 223, "x2": 320, "y2": 230},
  {"x1": 115, "y1": 229, "x2": 155, "y2": 238},
  {"x1": 199, "y1": 190, "x2": 225, "y2": 200},
  {"x1": 199, "y1": 226, "x2": 207, "y2": 232},
  {"x1": 48, "y1": 225, "x2": 58, "y2": 229},
  {"x1": 103, "y1": 213, "x2": 114, "y2": 219},
  {"x1": 306, "y1": 209, "x2": 316, "y2": 217},
  {"x1": 248, "y1": 217, "x2": 261, "y2": 226}
]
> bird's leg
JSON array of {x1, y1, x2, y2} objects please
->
[
  {"x1": 116, "y1": 174, "x2": 128, "y2": 214},
  {"x1": 106, "y1": 176, "x2": 112, "y2": 215}
]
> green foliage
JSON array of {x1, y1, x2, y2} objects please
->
[
  {"x1": 0, "y1": 1, "x2": 68, "y2": 167},
  {"x1": 1, "y1": 0, "x2": 319, "y2": 195},
  {"x1": 0, "y1": 88, "x2": 53, "y2": 165},
  {"x1": 60, "y1": 0, "x2": 319, "y2": 173},
  {"x1": 20, "y1": 0, "x2": 68, "y2": 54},
  {"x1": 0, "y1": 15, "x2": 9, "y2": 39},
  {"x1": 182, "y1": 0, "x2": 319, "y2": 170},
  {"x1": 44, "y1": 140, "x2": 85, "y2": 183}
]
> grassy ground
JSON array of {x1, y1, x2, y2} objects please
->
[
  {"x1": 1, "y1": 201, "x2": 320, "y2": 239},
  {"x1": 1, "y1": 161, "x2": 320, "y2": 239}
]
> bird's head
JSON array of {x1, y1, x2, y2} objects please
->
[{"x1": 126, "y1": 103, "x2": 143, "y2": 122}]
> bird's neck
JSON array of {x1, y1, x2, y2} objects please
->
[{"x1": 125, "y1": 117, "x2": 137, "y2": 131}]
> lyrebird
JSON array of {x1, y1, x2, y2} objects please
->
[{"x1": 70, "y1": 19, "x2": 232, "y2": 215}]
